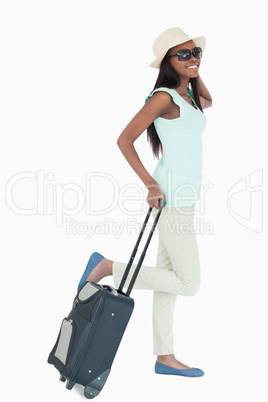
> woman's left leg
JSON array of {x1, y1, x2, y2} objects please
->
[
  {"x1": 151, "y1": 232, "x2": 177, "y2": 356},
  {"x1": 152, "y1": 206, "x2": 201, "y2": 371}
]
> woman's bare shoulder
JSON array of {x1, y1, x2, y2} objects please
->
[{"x1": 146, "y1": 90, "x2": 173, "y2": 110}]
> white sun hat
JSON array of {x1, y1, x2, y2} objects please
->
[{"x1": 150, "y1": 27, "x2": 206, "y2": 69}]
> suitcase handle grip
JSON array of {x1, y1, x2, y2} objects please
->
[{"x1": 118, "y1": 198, "x2": 166, "y2": 297}]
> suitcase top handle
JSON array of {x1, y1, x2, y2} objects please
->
[
  {"x1": 118, "y1": 198, "x2": 166, "y2": 297},
  {"x1": 158, "y1": 198, "x2": 166, "y2": 208}
]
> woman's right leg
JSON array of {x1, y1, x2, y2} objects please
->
[
  {"x1": 112, "y1": 207, "x2": 200, "y2": 296},
  {"x1": 84, "y1": 206, "x2": 200, "y2": 298}
]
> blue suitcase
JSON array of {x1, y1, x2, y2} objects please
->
[{"x1": 48, "y1": 199, "x2": 166, "y2": 398}]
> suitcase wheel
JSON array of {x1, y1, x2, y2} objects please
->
[
  {"x1": 59, "y1": 375, "x2": 66, "y2": 383},
  {"x1": 84, "y1": 385, "x2": 98, "y2": 399},
  {"x1": 66, "y1": 380, "x2": 75, "y2": 390},
  {"x1": 84, "y1": 369, "x2": 111, "y2": 399}
]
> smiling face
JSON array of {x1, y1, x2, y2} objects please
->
[{"x1": 167, "y1": 40, "x2": 201, "y2": 79}]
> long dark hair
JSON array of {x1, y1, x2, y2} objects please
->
[{"x1": 147, "y1": 53, "x2": 203, "y2": 159}]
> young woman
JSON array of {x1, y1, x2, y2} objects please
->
[{"x1": 78, "y1": 27, "x2": 212, "y2": 377}]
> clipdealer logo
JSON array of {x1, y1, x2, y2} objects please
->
[
  {"x1": 5, "y1": 169, "x2": 263, "y2": 236},
  {"x1": 5, "y1": 170, "x2": 145, "y2": 227},
  {"x1": 227, "y1": 169, "x2": 263, "y2": 233},
  {"x1": 5, "y1": 170, "x2": 214, "y2": 237}
]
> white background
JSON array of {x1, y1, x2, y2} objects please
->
[{"x1": 1, "y1": 1, "x2": 267, "y2": 401}]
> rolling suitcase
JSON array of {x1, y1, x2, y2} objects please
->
[{"x1": 47, "y1": 198, "x2": 166, "y2": 399}]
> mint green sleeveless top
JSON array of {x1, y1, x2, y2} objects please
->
[{"x1": 145, "y1": 87, "x2": 206, "y2": 207}]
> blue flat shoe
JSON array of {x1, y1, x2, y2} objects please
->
[
  {"x1": 77, "y1": 252, "x2": 105, "y2": 292},
  {"x1": 155, "y1": 361, "x2": 204, "y2": 377}
]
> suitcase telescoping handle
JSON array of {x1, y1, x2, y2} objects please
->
[{"x1": 118, "y1": 198, "x2": 166, "y2": 297}]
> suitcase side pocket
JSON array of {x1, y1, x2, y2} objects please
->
[{"x1": 54, "y1": 318, "x2": 76, "y2": 365}]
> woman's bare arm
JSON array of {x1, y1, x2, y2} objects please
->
[
  {"x1": 198, "y1": 75, "x2": 212, "y2": 109},
  {"x1": 117, "y1": 91, "x2": 171, "y2": 208}
]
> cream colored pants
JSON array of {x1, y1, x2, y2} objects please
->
[{"x1": 112, "y1": 204, "x2": 200, "y2": 356}]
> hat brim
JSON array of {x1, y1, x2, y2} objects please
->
[{"x1": 149, "y1": 36, "x2": 206, "y2": 69}]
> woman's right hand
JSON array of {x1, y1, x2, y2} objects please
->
[{"x1": 146, "y1": 182, "x2": 166, "y2": 209}]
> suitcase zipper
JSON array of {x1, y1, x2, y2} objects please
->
[
  {"x1": 101, "y1": 285, "x2": 118, "y2": 296},
  {"x1": 73, "y1": 286, "x2": 118, "y2": 308}
]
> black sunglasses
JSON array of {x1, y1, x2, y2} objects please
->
[{"x1": 168, "y1": 47, "x2": 202, "y2": 61}]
